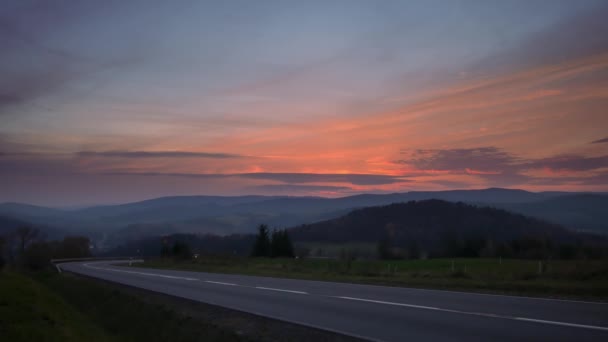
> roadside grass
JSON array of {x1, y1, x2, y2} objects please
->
[
  {"x1": 0, "y1": 271, "x2": 112, "y2": 342},
  {"x1": 138, "y1": 257, "x2": 608, "y2": 300},
  {"x1": 35, "y1": 272, "x2": 245, "y2": 342}
]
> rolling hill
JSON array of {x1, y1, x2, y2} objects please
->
[
  {"x1": 1, "y1": 189, "x2": 606, "y2": 250},
  {"x1": 289, "y1": 200, "x2": 606, "y2": 257}
]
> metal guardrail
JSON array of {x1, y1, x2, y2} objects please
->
[{"x1": 51, "y1": 256, "x2": 137, "y2": 273}]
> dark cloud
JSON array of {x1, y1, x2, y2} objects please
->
[
  {"x1": 580, "y1": 172, "x2": 608, "y2": 186},
  {"x1": 401, "y1": 147, "x2": 518, "y2": 173},
  {"x1": 101, "y1": 171, "x2": 408, "y2": 186},
  {"x1": 250, "y1": 184, "x2": 353, "y2": 193},
  {"x1": 526, "y1": 155, "x2": 608, "y2": 172},
  {"x1": 591, "y1": 137, "x2": 608, "y2": 144},
  {"x1": 238, "y1": 172, "x2": 408, "y2": 185},
  {"x1": 0, "y1": 154, "x2": 76, "y2": 176},
  {"x1": 0, "y1": 64, "x2": 77, "y2": 111},
  {"x1": 0, "y1": 1, "x2": 149, "y2": 115},
  {"x1": 76, "y1": 150, "x2": 244, "y2": 159},
  {"x1": 528, "y1": 171, "x2": 608, "y2": 187},
  {"x1": 473, "y1": 2, "x2": 608, "y2": 74},
  {"x1": 399, "y1": 146, "x2": 608, "y2": 186}
]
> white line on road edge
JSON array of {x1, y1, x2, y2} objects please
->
[
  {"x1": 337, "y1": 296, "x2": 608, "y2": 332},
  {"x1": 83, "y1": 263, "x2": 199, "y2": 281},
  {"x1": 514, "y1": 318, "x2": 608, "y2": 332},
  {"x1": 205, "y1": 280, "x2": 237, "y2": 286},
  {"x1": 255, "y1": 286, "x2": 308, "y2": 294}
]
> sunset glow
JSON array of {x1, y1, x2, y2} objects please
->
[{"x1": 1, "y1": 0, "x2": 608, "y2": 205}]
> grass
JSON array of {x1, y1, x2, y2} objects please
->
[
  {"x1": 35, "y1": 272, "x2": 245, "y2": 342},
  {"x1": 138, "y1": 257, "x2": 608, "y2": 300},
  {"x1": 0, "y1": 270, "x2": 245, "y2": 342},
  {"x1": 0, "y1": 271, "x2": 112, "y2": 342}
]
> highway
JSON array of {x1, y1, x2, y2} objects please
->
[{"x1": 59, "y1": 260, "x2": 608, "y2": 342}]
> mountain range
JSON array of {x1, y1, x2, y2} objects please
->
[{"x1": 1, "y1": 188, "x2": 606, "y2": 249}]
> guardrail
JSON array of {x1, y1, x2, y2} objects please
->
[{"x1": 51, "y1": 256, "x2": 137, "y2": 273}]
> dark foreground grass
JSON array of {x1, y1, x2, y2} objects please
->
[
  {"x1": 35, "y1": 272, "x2": 245, "y2": 342},
  {"x1": 139, "y1": 257, "x2": 608, "y2": 300},
  {"x1": 0, "y1": 272, "x2": 111, "y2": 342},
  {"x1": 0, "y1": 270, "x2": 246, "y2": 342}
]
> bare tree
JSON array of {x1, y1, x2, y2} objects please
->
[
  {"x1": 15, "y1": 226, "x2": 39, "y2": 255},
  {"x1": 0, "y1": 235, "x2": 6, "y2": 268}
]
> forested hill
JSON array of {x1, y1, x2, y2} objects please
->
[{"x1": 289, "y1": 200, "x2": 607, "y2": 257}]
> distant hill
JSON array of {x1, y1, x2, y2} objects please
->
[
  {"x1": 289, "y1": 200, "x2": 605, "y2": 257},
  {"x1": 496, "y1": 194, "x2": 608, "y2": 234},
  {"x1": 0, "y1": 203, "x2": 66, "y2": 220},
  {"x1": 0, "y1": 215, "x2": 29, "y2": 235},
  {"x1": 0, "y1": 215, "x2": 66, "y2": 239},
  {"x1": 1, "y1": 188, "x2": 606, "y2": 250},
  {"x1": 290, "y1": 200, "x2": 571, "y2": 243},
  {"x1": 105, "y1": 200, "x2": 607, "y2": 259}
]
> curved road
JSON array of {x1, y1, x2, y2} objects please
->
[{"x1": 59, "y1": 260, "x2": 608, "y2": 342}]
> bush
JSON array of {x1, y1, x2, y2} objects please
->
[
  {"x1": 24, "y1": 241, "x2": 54, "y2": 270},
  {"x1": 171, "y1": 241, "x2": 193, "y2": 260}
]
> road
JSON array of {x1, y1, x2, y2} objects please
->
[{"x1": 59, "y1": 260, "x2": 608, "y2": 342}]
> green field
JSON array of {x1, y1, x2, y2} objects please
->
[
  {"x1": 139, "y1": 257, "x2": 608, "y2": 300},
  {"x1": 0, "y1": 271, "x2": 244, "y2": 342},
  {"x1": 0, "y1": 272, "x2": 111, "y2": 342}
]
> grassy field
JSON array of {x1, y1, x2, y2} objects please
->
[
  {"x1": 0, "y1": 271, "x2": 245, "y2": 342},
  {"x1": 139, "y1": 257, "x2": 608, "y2": 300},
  {"x1": 0, "y1": 272, "x2": 112, "y2": 342}
]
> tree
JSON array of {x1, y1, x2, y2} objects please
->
[
  {"x1": 270, "y1": 229, "x2": 281, "y2": 258},
  {"x1": 407, "y1": 240, "x2": 420, "y2": 259},
  {"x1": 251, "y1": 224, "x2": 271, "y2": 257},
  {"x1": 281, "y1": 230, "x2": 295, "y2": 258},
  {"x1": 269, "y1": 229, "x2": 294, "y2": 258},
  {"x1": 15, "y1": 226, "x2": 39, "y2": 256},
  {"x1": 0, "y1": 235, "x2": 6, "y2": 269},
  {"x1": 377, "y1": 238, "x2": 392, "y2": 260},
  {"x1": 160, "y1": 244, "x2": 171, "y2": 258},
  {"x1": 171, "y1": 241, "x2": 192, "y2": 259},
  {"x1": 55, "y1": 236, "x2": 91, "y2": 258},
  {"x1": 24, "y1": 241, "x2": 53, "y2": 270}
]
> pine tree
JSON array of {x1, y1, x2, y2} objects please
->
[
  {"x1": 251, "y1": 224, "x2": 271, "y2": 257},
  {"x1": 377, "y1": 238, "x2": 392, "y2": 260},
  {"x1": 282, "y1": 230, "x2": 295, "y2": 258},
  {"x1": 269, "y1": 229, "x2": 295, "y2": 258},
  {"x1": 270, "y1": 229, "x2": 280, "y2": 257}
]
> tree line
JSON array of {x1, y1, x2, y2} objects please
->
[
  {"x1": 251, "y1": 224, "x2": 295, "y2": 258},
  {"x1": 376, "y1": 234, "x2": 607, "y2": 260},
  {"x1": 0, "y1": 226, "x2": 91, "y2": 270},
  {"x1": 142, "y1": 224, "x2": 295, "y2": 260},
  {"x1": 291, "y1": 200, "x2": 608, "y2": 260}
]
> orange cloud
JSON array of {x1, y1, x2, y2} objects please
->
[{"x1": 6, "y1": 51, "x2": 608, "y2": 197}]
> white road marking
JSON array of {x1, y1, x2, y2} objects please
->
[
  {"x1": 337, "y1": 296, "x2": 608, "y2": 332},
  {"x1": 205, "y1": 280, "x2": 237, "y2": 286},
  {"x1": 338, "y1": 296, "x2": 440, "y2": 310},
  {"x1": 255, "y1": 286, "x2": 308, "y2": 294},
  {"x1": 514, "y1": 318, "x2": 608, "y2": 332},
  {"x1": 78, "y1": 261, "x2": 608, "y2": 332},
  {"x1": 83, "y1": 263, "x2": 199, "y2": 281},
  {"x1": 395, "y1": 285, "x2": 608, "y2": 305}
]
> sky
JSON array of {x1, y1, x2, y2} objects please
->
[{"x1": 1, "y1": 0, "x2": 608, "y2": 206}]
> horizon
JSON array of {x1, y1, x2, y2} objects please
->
[
  {"x1": 2, "y1": 187, "x2": 603, "y2": 209},
  {"x1": 2, "y1": 0, "x2": 608, "y2": 206}
]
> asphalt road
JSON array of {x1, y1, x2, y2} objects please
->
[{"x1": 59, "y1": 260, "x2": 608, "y2": 342}]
